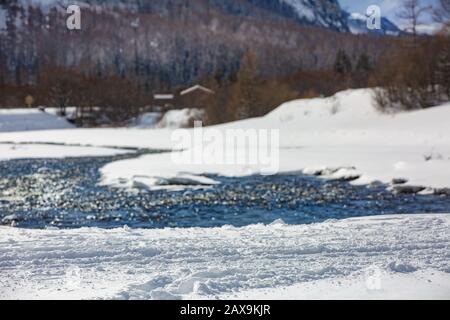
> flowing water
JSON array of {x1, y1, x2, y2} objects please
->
[{"x1": 1, "y1": 151, "x2": 450, "y2": 229}]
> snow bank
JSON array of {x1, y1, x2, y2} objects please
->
[
  {"x1": 0, "y1": 109, "x2": 74, "y2": 132},
  {"x1": 100, "y1": 89, "x2": 450, "y2": 190},
  {"x1": 0, "y1": 143, "x2": 131, "y2": 160},
  {"x1": 0, "y1": 127, "x2": 175, "y2": 149},
  {"x1": 129, "y1": 112, "x2": 162, "y2": 129},
  {"x1": 1, "y1": 214, "x2": 449, "y2": 300},
  {"x1": 129, "y1": 109, "x2": 204, "y2": 129},
  {"x1": 0, "y1": 108, "x2": 132, "y2": 159},
  {"x1": 156, "y1": 108, "x2": 204, "y2": 129}
]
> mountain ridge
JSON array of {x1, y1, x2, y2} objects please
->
[
  {"x1": 0, "y1": 0, "x2": 397, "y2": 92},
  {"x1": 4, "y1": 0, "x2": 399, "y2": 34}
]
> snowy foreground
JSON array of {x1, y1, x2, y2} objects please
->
[{"x1": 1, "y1": 214, "x2": 449, "y2": 300}]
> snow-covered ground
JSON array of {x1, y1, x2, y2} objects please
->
[
  {"x1": 54, "y1": 90, "x2": 450, "y2": 190},
  {"x1": 100, "y1": 90, "x2": 450, "y2": 190},
  {"x1": 223, "y1": 269, "x2": 450, "y2": 300},
  {"x1": 0, "y1": 109, "x2": 133, "y2": 159},
  {"x1": 1, "y1": 89, "x2": 450, "y2": 190},
  {"x1": 0, "y1": 143, "x2": 131, "y2": 160},
  {"x1": 1, "y1": 89, "x2": 450, "y2": 300},
  {"x1": 1, "y1": 214, "x2": 449, "y2": 300},
  {"x1": 0, "y1": 108, "x2": 74, "y2": 132}
]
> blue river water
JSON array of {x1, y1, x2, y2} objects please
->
[{"x1": 0, "y1": 153, "x2": 449, "y2": 229}]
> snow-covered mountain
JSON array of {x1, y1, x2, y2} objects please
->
[
  {"x1": 1, "y1": 0, "x2": 345, "y2": 32},
  {"x1": 0, "y1": 0, "x2": 399, "y2": 90},
  {"x1": 3, "y1": 0, "x2": 403, "y2": 34},
  {"x1": 250, "y1": 0, "x2": 349, "y2": 32}
]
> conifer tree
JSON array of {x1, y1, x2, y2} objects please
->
[
  {"x1": 354, "y1": 53, "x2": 372, "y2": 87},
  {"x1": 334, "y1": 50, "x2": 352, "y2": 75},
  {"x1": 436, "y1": 43, "x2": 450, "y2": 97}
]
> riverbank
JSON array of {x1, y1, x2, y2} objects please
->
[{"x1": 1, "y1": 89, "x2": 449, "y2": 191}]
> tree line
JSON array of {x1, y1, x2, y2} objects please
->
[
  {"x1": 0, "y1": 0, "x2": 449, "y2": 126},
  {"x1": 373, "y1": 0, "x2": 450, "y2": 111}
]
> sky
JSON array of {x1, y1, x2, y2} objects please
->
[{"x1": 339, "y1": 0, "x2": 437, "y2": 23}]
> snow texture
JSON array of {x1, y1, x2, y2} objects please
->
[{"x1": 0, "y1": 214, "x2": 449, "y2": 300}]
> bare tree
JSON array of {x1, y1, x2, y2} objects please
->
[
  {"x1": 436, "y1": 42, "x2": 450, "y2": 97},
  {"x1": 434, "y1": 0, "x2": 450, "y2": 29},
  {"x1": 397, "y1": 0, "x2": 432, "y2": 40},
  {"x1": 433, "y1": 1, "x2": 450, "y2": 99}
]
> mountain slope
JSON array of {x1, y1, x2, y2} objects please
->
[
  {"x1": 0, "y1": 0, "x2": 396, "y2": 95},
  {"x1": 278, "y1": 0, "x2": 348, "y2": 31},
  {"x1": 7, "y1": 0, "x2": 403, "y2": 34},
  {"x1": 10, "y1": 0, "x2": 349, "y2": 31}
]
